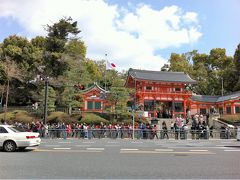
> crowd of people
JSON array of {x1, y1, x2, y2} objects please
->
[
  {"x1": 4, "y1": 121, "x2": 165, "y2": 139},
  {"x1": 1, "y1": 113, "x2": 234, "y2": 140}
]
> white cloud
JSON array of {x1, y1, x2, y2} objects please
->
[
  {"x1": 183, "y1": 12, "x2": 198, "y2": 24},
  {"x1": 0, "y1": 0, "x2": 202, "y2": 71}
]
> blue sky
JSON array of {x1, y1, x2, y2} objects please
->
[
  {"x1": 0, "y1": 0, "x2": 239, "y2": 71},
  {"x1": 108, "y1": 0, "x2": 240, "y2": 57}
]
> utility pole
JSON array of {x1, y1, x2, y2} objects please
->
[
  {"x1": 132, "y1": 77, "x2": 136, "y2": 140},
  {"x1": 105, "y1": 53, "x2": 107, "y2": 92},
  {"x1": 43, "y1": 77, "x2": 49, "y2": 125},
  {"x1": 221, "y1": 77, "x2": 224, "y2": 115}
]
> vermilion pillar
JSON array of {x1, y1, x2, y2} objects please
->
[{"x1": 183, "y1": 100, "x2": 187, "y2": 118}]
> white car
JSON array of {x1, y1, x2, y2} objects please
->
[{"x1": 0, "y1": 125, "x2": 41, "y2": 152}]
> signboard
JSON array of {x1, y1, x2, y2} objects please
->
[
  {"x1": 237, "y1": 128, "x2": 240, "y2": 141},
  {"x1": 144, "y1": 111, "x2": 148, "y2": 118}
]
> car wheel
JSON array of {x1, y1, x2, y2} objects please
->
[{"x1": 3, "y1": 140, "x2": 17, "y2": 152}]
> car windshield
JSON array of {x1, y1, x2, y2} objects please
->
[{"x1": 8, "y1": 126, "x2": 27, "y2": 133}]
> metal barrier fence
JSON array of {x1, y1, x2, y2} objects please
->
[{"x1": 39, "y1": 129, "x2": 238, "y2": 140}]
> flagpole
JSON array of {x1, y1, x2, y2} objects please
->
[{"x1": 105, "y1": 53, "x2": 107, "y2": 91}]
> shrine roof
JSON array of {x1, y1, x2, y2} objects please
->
[
  {"x1": 128, "y1": 68, "x2": 196, "y2": 84},
  {"x1": 191, "y1": 91, "x2": 240, "y2": 103},
  {"x1": 82, "y1": 82, "x2": 108, "y2": 93},
  {"x1": 216, "y1": 91, "x2": 240, "y2": 102},
  {"x1": 191, "y1": 95, "x2": 220, "y2": 103}
]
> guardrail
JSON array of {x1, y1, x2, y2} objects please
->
[{"x1": 38, "y1": 129, "x2": 237, "y2": 140}]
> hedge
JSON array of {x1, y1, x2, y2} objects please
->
[
  {"x1": 0, "y1": 110, "x2": 34, "y2": 124},
  {"x1": 80, "y1": 113, "x2": 108, "y2": 125}
]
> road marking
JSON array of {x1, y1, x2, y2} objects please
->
[
  {"x1": 58, "y1": 142, "x2": 72, "y2": 144},
  {"x1": 44, "y1": 145, "x2": 61, "y2": 147},
  {"x1": 83, "y1": 141, "x2": 95, "y2": 144},
  {"x1": 120, "y1": 148, "x2": 139, "y2": 151},
  {"x1": 224, "y1": 150, "x2": 240, "y2": 152},
  {"x1": 86, "y1": 148, "x2": 105, "y2": 151},
  {"x1": 75, "y1": 145, "x2": 91, "y2": 147},
  {"x1": 155, "y1": 149, "x2": 174, "y2": 152},
  {"x1": 131, "y1": 141, "x2": 143, "y2": 144},
  {"x1": 107, "y1": 141, "x2": 119, "y2": 144},
  {"x1": 105, "y1": 145, "x2": 120, "y2": 147},
  {"x1": 33, "y1": 149, "x2": 102, "y2": 153},
  {"x1": 155, "y1": 144, "x2": 163, "y2": 146},
  {"x1": 168, "y1": 146, "x2": 230, "y2": 149},
  {"x1": 189, "y1": 150, "x2": 208, "y2": 152},
  {"x1": 120, "y1": 151, "x2": 215, "y2": 155},
  {"x1": 53, "y1": 148, "x2": 71, "y2": 150},
  {"x1": 221, "y1": 141, "x2": 233, "y2": 144}
]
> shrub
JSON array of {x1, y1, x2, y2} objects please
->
[
  {"x1": 14, "y1": 110, "x2": 34, "y2": 123},
  {"x1": 122, "y1": 119, "x2": 133, "y2": 125},
  {"x1": 80, "y1": 113, "x2": 108, "y2": 125},
  {"x1": 118, "y1": 112, "x2": 132, "y2": 121},
  {"x1": 47, "y1": 111, "x2": 70, "y2": 124},
  {"x1": 0, "y1": 110, "x2": 34, "y2": 124},
  {"x1": 0, "y1": 112, "x2": 15, "y2": 122}
]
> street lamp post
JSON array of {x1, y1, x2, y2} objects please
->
[
  {"x1": 43, "y1": 77, "x2": 49, "y2": 125},
  {"x1": 132, "y1": 78, "x2": 136, "y2": 140},
  {"x1": 221, "y1": 77, "x2": 224, "y2": 115}
]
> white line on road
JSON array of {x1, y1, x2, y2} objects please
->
[
  {"x1": 105, "y1": 145, "x2": 120, "y2": 147},
  {"x1": 120, "y1": 148, "x2": 139, "y2": 151},
  {"x1": 168, "y1": 146, "x2": 230, "y2": 149},
  {"x1": 75, "y1": 145, "x2": 91, "y2": 147},
  {"x1": 131, "y1": 141, "x2": 143, "y2": 144},
  {"x1": 53, "y1": 148, "x2": 71, "y2": 150},
  {"x1": 107, "y1": 141, "x2": 119, "y2": 144},
  {"x1": 189, "y1": 150, "x2": 208, "y2": 152},
  {"x1": 44, "y1": 145, "x2": 61, "y2": 147},
  {"x1": 224, "y1": 150, "x2": 240, "y2": 152},
  {"x1": 86, "y1": 148, "x2": 105, "y2": 151},
  {"x1": 221, "y1": 141, "x2": 234, "y2": 144},
  {"x1": 155, "y1": 149, "x2": 174, "y2": 152},
  {"x1": 82, "y1": 141, "x2": 95, "y2": 144}
]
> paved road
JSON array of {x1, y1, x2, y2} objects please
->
[{"x1": 1, "y1": 139, "x2": 240, "y2": 179}]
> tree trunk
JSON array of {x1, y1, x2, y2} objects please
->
[
  {"x1": 3, "y1": 80, "x2": 9, "y2": 121},
  {"x1": 68, "y1": 104, "x2": 72, "y2": 115},
  {"x1": 0, "y1": 91, "x2": 3, "y2": 107}
]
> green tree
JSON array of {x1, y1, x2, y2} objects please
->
[
  {"x1": 40, "y1": 86, "x2": 56, "y2": 112},
  {"x1": 169, "y1": 53, "x2": 193, "y2": 74},
  {"x1": 107, "y1": 87, "x2": 129, "y2": 113},
  {"x1": 84, "y1": 59, "x2": 102, "y2": 83},
  {"x1": 0, "y1": 57, "x2": 23, "y2": 120},
  {"x1": 167, "y1": 48, "x2": 236, "y2": 95},
  {"x1": 44, "y1": 17, "x2": 81, "y2": 77},
  {"x1": 0, "y1": 35, "x2": 44, "y2": 105},
  {"x1": 233, "y1": 44, "x2": 240, "y2": 91},
  {"x1": 1, "y1": 35, "x2": 41, "y2": 73},
  {"x1": 31, "y1": 36, "x2": 46, "y2": 49},
  {"x1": 61, "y1": 86, "x2": 84, "y2": 114},
  {"x1": 64, "y1": 39, "x2": 86, "y2": 59}
]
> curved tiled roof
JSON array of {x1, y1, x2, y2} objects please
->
[
  {"x1": 81, "y1": 82, "x2": 108, "y2": 93},
  {"x1": 191, "y1": 95, "x2": 220, "y2": 103},
  {"x1": 128, "y1": 68, "x2": 196, "y2": 84},
  {"x1": 191, "y1": 91, "x2": 240, "y2": 103},
  {"x1": 216, "y1": 91, "x2": 240, "y2": 102}
]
